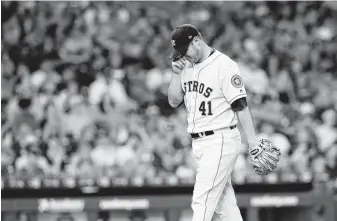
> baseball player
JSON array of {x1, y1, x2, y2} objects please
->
[{"x1": 168, "y1": 24, "x2": 280, "y2": 221}]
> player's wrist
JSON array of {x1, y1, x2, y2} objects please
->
[
  {"x1": 172, "y1": 69, "x2": 183, "y2": 75},
  {"x1": 247, "y1": 138, "x2": 259, "y2": 147}
]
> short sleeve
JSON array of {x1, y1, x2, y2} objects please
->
[{"x1": 219, "y1": 64, "x2": 247, "y2": 104}]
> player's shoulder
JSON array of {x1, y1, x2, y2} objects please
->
[{"x1": 215, "y1": 50, "x2": 238, "y2": 67}]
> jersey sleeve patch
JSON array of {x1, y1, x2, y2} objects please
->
[{"x1": 231, "y1": 74, "x2": 243, "y2": 88}]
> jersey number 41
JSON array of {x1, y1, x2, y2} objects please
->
[{"x1": 199, "y1": 101, "x2": 213, "y2": 116}]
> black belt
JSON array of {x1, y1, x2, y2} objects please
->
[{"x1": 190, "y1": 125, "x2": 237, "y2": 139}]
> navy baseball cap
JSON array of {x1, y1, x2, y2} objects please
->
[{"x1": 169, "y1": 24, "x2": 199, "y2": 59}]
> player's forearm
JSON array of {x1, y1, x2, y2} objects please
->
[
  {"x1": 168, "y1": 74, "x2": 184, "y2": 108},
  {"x1": 236, "y1": 106, "x2": 258, "y2": 144}
]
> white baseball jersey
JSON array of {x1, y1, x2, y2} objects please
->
[{"x1": 180, "y1": 49, "x2": 247, "y2": 134}]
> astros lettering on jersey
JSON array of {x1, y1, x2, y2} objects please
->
[{"x1": 180, "y1": 49, "x2": 247, "y2": 133}]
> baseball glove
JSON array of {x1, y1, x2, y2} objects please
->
[{"x1": 249, "y1": 138, "x2": 281, "y2": 175}]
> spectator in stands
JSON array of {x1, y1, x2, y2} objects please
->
[
  {"x1": 311, "y1": 153, "x2": 329, "y2": 181},
  {"x1": 238, "y1": 56, "x2": 270, "y2": 100},
  {"x1": 5, "y1": 90, "x2": 39, "y2": 136},
  {"x1": 91, "y1": 127, "x2": 117, "y2": 169},
  {"x1": 46, "y1": 136, "x2": 66, "y2": 175},
  {"x1": 315, "y1": 109, "x2": 337, "y2": 152},
  {"x1": 290, "y1": 127, "x2": 318, "y2": 175},
  {"x1": 257, "y1": 121, "x2": 291, "y2": 155},
  {"x1": 1, "y1": 134, "x2": 16, "y2": 178},
  {"x1": 66, "y1": 141, "x2": 96, "y2": 177},
  {"x1": 15, "y1": 139, "x2": 50, "y2": 178},
  {"x1": 326, "y1": 143, "x2": 337, "y2": 178}
]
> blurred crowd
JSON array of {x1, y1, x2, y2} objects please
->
[{"x1": 1, "y1": 1, "x2": 337, "y2": 187}]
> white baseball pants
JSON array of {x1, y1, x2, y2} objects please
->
[{"x1": 191, "y1": 127, "x2": 243, "y2": 221}]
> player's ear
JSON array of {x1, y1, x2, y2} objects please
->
[{"x1": 192, "y1": 37, "x2": 201, "y2": 48}]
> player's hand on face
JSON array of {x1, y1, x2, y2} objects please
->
[{"x1": 172, "y1": 57, "x2": 188, "y2": 74}]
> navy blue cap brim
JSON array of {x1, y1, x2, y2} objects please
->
[{"x1": 170, "y1": 44, "x2": 190, "y2": 59}]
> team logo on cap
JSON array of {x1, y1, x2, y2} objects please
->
[
  {"x1": 171, "y1": 40, "x2": 176, "y2": 47},
  {"x1": 231, "y1": 75, "x2": 243, "y2": 88}
]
